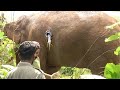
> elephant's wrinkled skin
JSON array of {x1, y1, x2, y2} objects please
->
[{"x1": 4, "y1": 11, "x2": 120, "y2": 75}]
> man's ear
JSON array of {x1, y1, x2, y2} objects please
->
[
  {"x1": 36, "y1": 49, "x2": 40, "y2": 55},
  {"x1": 17, "y1": 53, "x2": 21, "y2": 61},
  {"x1": 34, "y1": 49, "x2": 40, "y2": 59}
]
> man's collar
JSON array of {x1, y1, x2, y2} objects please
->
[{"x1": 17, "y1": 61, "x2": 33, "y2": 67}]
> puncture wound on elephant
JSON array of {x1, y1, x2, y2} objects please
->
[{"x1": 45, "y1": 28, "x2": 52, "y2": 50}]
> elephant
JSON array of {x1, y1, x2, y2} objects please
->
[{"x1": 3, "y1": 11, "x2": 120, "y2": 75}]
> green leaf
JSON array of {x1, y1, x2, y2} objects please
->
[
  {"x1": 32, "y1": 58, "x2": 41, "y2": 70},
  {"x1": 0, "y1": 69, "x2": 9, "y2": 76},
  {"x1": 8, "y1": 48, "x2": 15, "y2": 57},
  {"x1": 114, "y1": 46, "x2": 120, "y2": 55},
  {"x1": 59, "y1": 66, "x2": 92, "y2": 79},
  {"x1": 0, "y1": 31, "x2": 4, "y2": 39},
  {"x1": 104, "y1": 63, "x2": 120, "y2": 79},
  {"x1": 104, "y1": 63, "x2": 115, "y2": 78},
  {"x1": 105, "y1": 32, "x2": 120, "y2": 42}
]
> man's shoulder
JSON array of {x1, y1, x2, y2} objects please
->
[
  {"x1": 6, "y1": 67, "x2": 17, "y2": 79},
  {"x1": 8, "y1": 67, "x2": 17, "y2": 73}
]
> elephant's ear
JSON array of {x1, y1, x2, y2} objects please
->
[
  {"x1": 3, "y1": 22, "x2": 18, "y2": 38},
  {"x1": 4, "y1": 22, "x2": 16, "y2": 31}
]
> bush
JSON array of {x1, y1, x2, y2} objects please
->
[
  {"x1": 104, "y1": 63, "x2": 120, "y2": 79},
  {"x1": 104, "y1": 15, "x2": 120, "y2": 79},
  {"x1": 59, "y1": 66, "x2": 92, "y2": 79},
  {"x1": 0, "y1": 13, "x2": 16, "y2": 79}
]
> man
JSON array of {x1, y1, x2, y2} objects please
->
[{"x1": 7, "y1": 41, "x2": 46, "y2": 79}]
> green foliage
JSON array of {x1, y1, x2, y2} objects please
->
[
  {"x1": 103, "y1": 15, "x2": 120, "y2": 79},
  {"x1": 104, "y1": 63, "x2": 120, "y2": 79},
  {"x1": 0, "y1": 13, "x2": 17, "y2": 79},
  {"x1": 0, "y1": 13, "x2": 7, "y2": 31},
  {"x1": 0, "y1": 31, "x2": 16, "y2": 66},
  {"x1": 0, "y1": 65, "x2": 15, "y2": 79},
  {"x1": 105, "y1": 32, "x2": 120, "y2": 42},
  {"x1": 0, "y1": 69, "x2": 8, "y2": 79},
  {"x1": 32, "y1": 57, "x2": 41, "y2": 70},
  {"x1": 105, "y1": 21, "x2": 120, "y2": 56},
  {"x1": 0, "y1": 31, "x2": 16, "y2": 79},
  {"x1": 59, "y1": 66, "x2": 92, "y2": 79},
  {"x1": 114, "y1": 46, "x2": 120, "y2": 55}
]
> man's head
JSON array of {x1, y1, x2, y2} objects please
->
[{"x1": 18, "y1": 41, "x2": 40, "y2": 63}]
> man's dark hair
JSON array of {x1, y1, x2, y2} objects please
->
[{"x1": 18, "y1": 41, "x2": 40, "y2": 61}]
